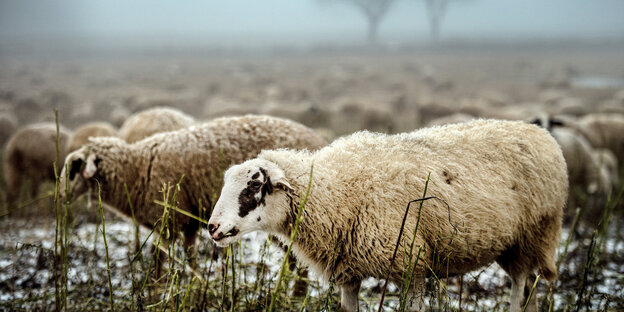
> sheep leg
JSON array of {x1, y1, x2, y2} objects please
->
[
  {"x1": 182, "y1": 232, "x2": 198, "y2": 269},
  {"x1": 5, "y1": 167, "x2": 21, "y2": 210},
  {"x1": 30, "y1": 175, "x2": 41, "y2": 199},
  {"x1": 291, "y1": 265, "x2": 309, "y2": 298},
  {"x1": 340, "y1": 280, "x2": 361, "y2": 312},
  {"x1": 509, "y1": 271, "x2": 541, "y2": 312},
  {"x1": 522, "y1": 274, "x2": 538, "y2": 312}
]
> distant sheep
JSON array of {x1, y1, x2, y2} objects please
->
[
  {"x1": 531, "y1": 115, "x2": 614, "y2": 196},
  {"x1": 68, "y1": 122, "x2": 117, "y2": 152},
  {"x1": 592, "y1": 148, "x2": 619, "y2": 189},
  {"x1": 118, "y1": 107, "x2": 195, "y2": 143},
  {"x1": 60, "y1": 115, "x2": 326, "y2": 259},
  {"x1": 0, "y1": 112, "x2": 17, "y2": 147},
  {"x1": 4, "y1": 123, "x2": 71, "y2": 208},
  {"x1": 209, "y1": 119, "x2": 568, "y2": 312},
  {"x1": 571, "y1": 113, "x2": 624, "y2": 160}
]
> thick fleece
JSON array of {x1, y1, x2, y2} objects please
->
[{"x1": 210, "y1": 119, "x2": 568, "y2": 312}]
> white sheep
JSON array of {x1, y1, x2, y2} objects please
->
[
  {"x1": 0, "y1": 112, "x2": 17, "y2": 147},
  {"x1": 68, "y1": 121, "x2": 117, "y2": 152},
  {"x1": 570, "y1": 113, "x2": 624, "y2": 161},
  {"x1": 4, "y1": 123, "x2": 71, "y2": 208},
  {"x1": 60, "y1": 115, "x2": 326, "y2": 261},
  {"x1": 118, "y1": 106, "x2": 195, "y2": 143},
  {"x1": 208, "y1": 119, "x2": 568, "y2": 312},
  {"x1": 530, "y1": 115, "x2": 614, "y2": 196}
]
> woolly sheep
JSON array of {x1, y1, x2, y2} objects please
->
[
  {"x1": 592, "y1": 148, "x2": 619, "y2": 189},
  {"x1": 4, "y1": 123, "x2": 71, "y2": 208},
  {"x1": 0, "y1": 112, "x2": 17, "y2": 147},
  {"x1": 209, "y1": 119, "x2": 568, "y2": 312},
  {"x1": 118, "y1": 107, "x2": 195, "y2": 143},
  {"x1": 531, "y1": 115, "x2": 613, "y2": 196},
  {"x1": 68, "y1": 122, "x2": 117, "y2": 152},
  {"x1": 60, "y1": 115, "x2": 326, "y2": 259},
  {"x1": 572, "y1": 113, "x2": 624, "y2": 160}
]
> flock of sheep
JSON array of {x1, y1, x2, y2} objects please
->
[{"x1": 1, "y1": 100, "x2": 623, "y2": 311}]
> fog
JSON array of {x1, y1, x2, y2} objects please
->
[{"x1": 1, "y1": 0, "x2": 624, "y2": 52}]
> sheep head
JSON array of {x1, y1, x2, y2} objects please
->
[
  {"x1": 208, "y1": 158, "x2": 292, "y2": 247},
  {"x1": 59, "y1": 146, "x2": 99, "y2": 203}
]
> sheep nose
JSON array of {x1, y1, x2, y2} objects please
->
[{"x1": 208, "y1": 223, "x2": 219, "y2": 235}]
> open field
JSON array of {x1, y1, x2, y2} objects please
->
[{"x1": 1, "y1": 42, "x2": 623, "y2": 311}]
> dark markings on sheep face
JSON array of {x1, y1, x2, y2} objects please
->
[
  {"x1": 511, "y1": 183, "x2": 517, "y2": 191},
  {"x1": 257, "y1": 216, "x2": 261, "y2": 222},
  {"x1": 69, "y1": 158, "x2": 83, "y2": 180},
  {"x1": 238, "y1": 167, "x2": 274, "y2": 218}
]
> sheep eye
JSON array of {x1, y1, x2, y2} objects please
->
[
  {"x1": 69, "y1": 159, "x2": 83, "y2": 181},
  {"x1": 249, "y1": 181, "x2": 262, "y2": 189}
]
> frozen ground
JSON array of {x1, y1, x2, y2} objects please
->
[{"x1": 1, "y1": 213, "x2": 622, "y2": 311}]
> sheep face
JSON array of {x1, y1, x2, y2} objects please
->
[
  {"x1": 209, "y1": 159, "x2": 291, "y2": 247},
  {"x1": 59, "y1": 148, "x2": 98, "y2": 202}
]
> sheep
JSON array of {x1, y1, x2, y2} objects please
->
[
  {"x1": 68, "y1": 122, "x2": 117, "y2": 152},
  {"x1": 570, "y1": 113, "x2": 624, "y2": 160},
  {"x1": 4, "y1": 123, "x2": 71, "y2": 208},
  {"x1": 0, "y1": 112, "x2": 17, "y2": 147},
  {"x1": 592, "y1": 148, "x2": 619, "y2": 190},
  {"x1": 530, "y1": 115, "x2": 614, "y2": 197},
  {"x1": 208, "y1": 119, "x2": 568, "y2": 312},
  {"x1": 59, "y1": 115, "x2": 327, "y2": 266},
  {"x1": 118, "y1": 107, "x2": 195, "y2": 143}
]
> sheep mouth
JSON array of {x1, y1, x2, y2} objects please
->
[{"x1": 213, "y1": 228, "x2": 240, "y2": 242}]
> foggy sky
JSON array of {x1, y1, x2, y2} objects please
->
[{"x1": 1, "y1": 0, "x2": 624, "y2": 46}]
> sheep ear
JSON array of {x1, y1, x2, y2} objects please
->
[
  {"x1": 265, "y1": 163, "x2": 292, "y2": 192},
  {"x1": 275, "y1": 179, "x2": 292, "y2": 192},
  {"x1": 83, "y1": 153, "x2": 98, "y2": 179}
]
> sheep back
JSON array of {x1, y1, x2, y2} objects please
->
[
  {"x1": 68, "y1": 122, "x2": 117, "y2": 152},
  {"x1": 118, "y1": 107, "x2": 195, "y2": 143},
  {"x1": 4, "y1": 123, "x2": 71, "y2": 205}
]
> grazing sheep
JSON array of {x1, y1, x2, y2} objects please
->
[
  {"x1": 4, "y1": 123, "x2": 71, "y2": 208},
  {"x1": 68, "y1": 122, "x2": 117, "y2": 152},
  {"x1": 592, "y1": 148, "x2": 619, "y2": 189},
  {"x1": 0, "y1": 112, "x2": 17, "y2": 147},
  {"x1": 60, "y1": 115, "x2": 327, "y2": 261},
  {"x1": 571, "y1": 113, "x2": 624, "y2": 160},
  {"x1": 209, "y1": 119, "x2": 568, "y2": 312},
  {"x1": 531, "y1": 115, "x2": 613, "y2": 196},
  {"x1": 118, "y1": 107, "x2": 195, "y2": 143}
]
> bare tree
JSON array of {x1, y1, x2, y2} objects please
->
[
  {"x1": 425, "y1": 0, "x2": 477, "y2": 42},
  {"x1": 424, "y1": 0, "x2": 449, "y2": 42},
  {"x1": 322, "y1": 0, "x2": 397, "y2": 44}
]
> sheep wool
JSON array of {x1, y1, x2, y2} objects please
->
[
  {"x1": 68, "y1": 121, "x2": 117, "y2": 152},
  {"x1": 209, "y1": 119, "x2": 568, "y2": 312},
  {"x1": 118, "y1": 106, "x2": 195, "y2": 143},
  {"x1": 4, "y1": 123, "x2": 71, "y2": 208},
  {"x1": 61, "y1": 115, "x2": 327, "y2": 251}
]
